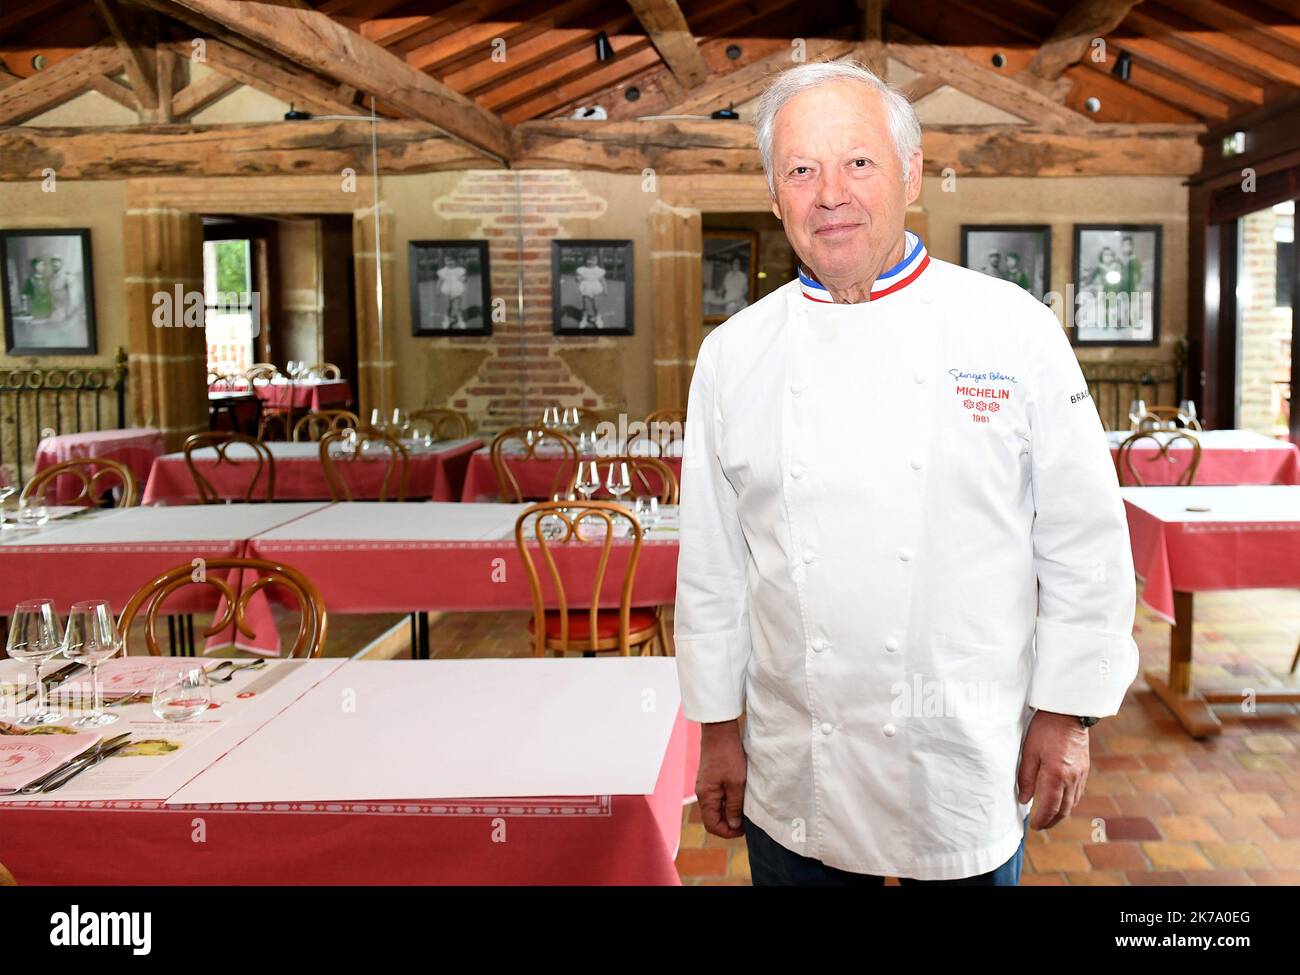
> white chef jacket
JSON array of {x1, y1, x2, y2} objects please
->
[{"x1": 674, "y1": 233, "x2": 1139, "y2": 880}]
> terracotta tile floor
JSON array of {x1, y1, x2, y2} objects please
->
[{"x1": 417, "y1": 586, "x2": 1300, "y2": 886}]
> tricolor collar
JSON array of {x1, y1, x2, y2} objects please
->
[{"x1": 797, "y1": 231, "x2": 930, "y2": 303}]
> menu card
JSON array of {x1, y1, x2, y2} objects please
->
[{"x1": 0, "y1": 731, "x2": 101, "y2": 794}]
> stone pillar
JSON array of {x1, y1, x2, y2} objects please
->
[
  {"x1": 649, "y1": 200, "x2": 703, "y2": 411},
  {"x1": 352, "y1": 204, "x2": 397, "y2": 423},
  {"x1": 123, "y1": 206, "x2": 207, "y2": 451}
]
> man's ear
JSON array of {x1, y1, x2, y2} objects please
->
[
  {"x1": 904, "y1": 150, "x2": 923, "y2": 205},
  {"x1": 770, "y1": 193, "x2": 783, "y2": 222}
]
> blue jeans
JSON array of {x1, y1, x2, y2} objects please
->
[{"x1": 743, "y1": 815, "x2": 1029, "y2": 886}]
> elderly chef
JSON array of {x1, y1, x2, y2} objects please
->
[{"x1": 674, "y1": 60, "x2": 1139, "y2": 885}]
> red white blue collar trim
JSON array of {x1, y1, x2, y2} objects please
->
[{"x1": 797, "y1": 231, "x2": 929, "y2": 303}]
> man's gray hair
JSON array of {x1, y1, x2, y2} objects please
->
[{"x1": 754, "y1": 60, "x2": 922, "y2": 197}]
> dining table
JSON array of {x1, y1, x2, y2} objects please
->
[
  {"x1": 1108, "y1": 428, "x2": 1300, "y2": 485},
  {"x1": 1122, "y1": 485, "x2": 1300, "y2": 736},
  {"x1": 460, "y1": 443, "x2": 685, "y2": 501},
  {"x1": 211, "y1": 378, "x2": 354, "y2": 412},
  {"x1": 141, "y1": 438, "x2": 484, "y2": 504},
  {"x1": 32, "y1": 428, "x2": 167, "y2": 502},
  {"x1": 0, "y1": 656, "x2": 689, "y2": 885}
]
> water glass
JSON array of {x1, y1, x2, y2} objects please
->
[
  {"x1": 64, "y1": 600, "x2": 121, "y2": 728},
  {"x1": 0, "y1": 484, "x2": 14, "y2": 530},
  {"x1": 17, "y1": 492, "x2": 50, "y2": 530},
  {"x1": 7, "y1": 598, "x2": 64, "y2": 726},
  {"x1": 634, "y1": 495, "x2": 660, "y2": 530},
  {"x1": 606, "y1": 461, "x2": 631, "y2": 502},
  {"x1": 151, "y1": 668, "x2": 213, "y2": 722},
  {"x1": 1128, "y1": 399, "x2": 1148, "y2": 431}
]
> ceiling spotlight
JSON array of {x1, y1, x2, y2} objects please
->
[
  {"x1": 1112, "y1": 49, "x2": 1131, "y2": 81},
  {"x1": 1084, "y1": 96, "x2": 1102, "y2": 113},
  {"x1": 712, "y1": 103, "x2": 738, "y2": 120},
  {"x1": 726, "y1": 44, "x2": 742, "y2": 60},
  {"x1": 624, "y1": 86, "x2": 641, "y2": 102},
  {"x1": 284, "y1": 103, "x2": 312, "y2": 120},
  {"x1": 595, "y1": 31, "x2": 614, "y2": 62}
]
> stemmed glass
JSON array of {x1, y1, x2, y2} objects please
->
[
  {"x1": 17, "y1": 488, "x2": 50, "y2": 530},
  {"x1": 633, "y1": 495, "x2": 660, "y2": 531},
  {"x1": 541, "y1": 405, "x2": 561, "y2": 430},
  {"x1": 560, "y1": 407, "x2": 580, "y2": 436},
  {"x1": 151, "y1": 668, "x2": 212, "y2": 722},
  {"x1": 7, "y1": 599, "x2": 64, "y2": 726},
  {"x1": 606, "y1": 462, "x2": 631, "y2": 504},
  {"x1": 576, "y1": 461, "x2": 600, "y2": 500},
  {"x1": 64, "y1": 600, "x2": 121, "y2": 727},
  {"x1": 1178, "y1": 400, "x2": 1198, "y2": 428},
  {"x1": 369, "y1": 407, "x2": 385, "y2": 432},
  {"x1": 391, "y1": 408, "x2": 410, "y2": 440},
  {"x1": 1128, "y1": 399, "x2": 1148, "y2": 431}
]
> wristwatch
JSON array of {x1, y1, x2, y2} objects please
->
[{"x1": 1077, "y1": 715, "x2": 1100, "y2": 728}]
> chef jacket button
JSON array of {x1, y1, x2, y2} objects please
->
[
  {"x1": 790, "y1": 464, "x2": 805, "y2": 479},
  {"x1": 883, "y1": 723, "x2": 898, "y2": 737},
  {"x1": 884, "y1": 638, "x2": 899, "y2": 653},
  {"x1": 790, "y1": 380, "x2": 807, "y2": 395},
  {"x1": 921, "y1": 293, "x2": 933, "y2": 304},
  {"x1": 909, "y1": 458, "x2": 923, "y2": 471},
  {"x1": 811, "y1": 637, "x2": 829, "y2": 653},
  {"x1": 803, "y1": 549, "x2": 816, "y2": 564},
  {"x1": 820, "y1": 722, "x2": 834, "y2": 736},
  {"x1": 898, "y1": 548, "x2": 913, "y2": 562}
]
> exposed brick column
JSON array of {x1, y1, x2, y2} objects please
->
[
  {"x1": 649, "y1": 200, "x2": 703, "y2": 411},
  {"x1": 123, "y1": 206, "x2": 207, "y2": 451}
]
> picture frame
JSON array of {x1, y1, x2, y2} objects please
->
[
  {"x1": 408, "y1": 239, "x2": 492, "y2": 337},
  {"x1": 1, "y1": 229, "x2": 97, "y2": 356},
  {"x1": 703, "y1": 230, "x2": 758, "y2": 325},
  {"x1": 960, "y1": 224, "x2": 1051, "y2": 301},
  {"x1": 1071, "y1": 224, "x2": 1162, "y2": 347},
  {"x1": 552, "y1": 239, "x2": 633, "y2": 336}
]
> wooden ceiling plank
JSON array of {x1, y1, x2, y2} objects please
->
[
  {"x1": 1128, "y1": 4, "x2": 1300, "y2": 87},
  {"x1": 1114, "y1": 35, "x2": 1266, "y2": 104},
  {"x1": 389, "y1": 0, "x2": 541, "y2": 60},
  {"x1": 153, "y1": 0, "x2": 512, "y2": 158},
  {"x1": 1080, "y1": 57, "x2": 1232, "y2": 120},
  {"x1": 625, "y1": 0, "x2": 711, "y2": 89},
  {"x1": 0, "y1": 43, "x2": 125, "y2": 125},
  {"x1": 1025, "y1": 0, "x2": 1143, "y2": 82},
  {"x1": 1172, "y1": 0, "x2": 1300, "y2": 63},
  {"x1": 1065, "y1": 60, "x2": 1201, "y2": 122}
]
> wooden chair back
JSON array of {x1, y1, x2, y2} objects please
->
[
  {"x1": 1139, "y1": 405, "x2": 1204, "y2": 432},
  {"x1": 410, "y1": 408, "x2": 471, "y2": 441},
  {"x1": 1117, "y1": 429, "x2": 1203, "y2": 486},
  {"x1": 306, "y1": 362, "x2": 341, "y2": 380},
  {"x1": 293, "y1": 409, "x2": 359, "y2": 442},
  {"x1": 182, "y1": 432, "x2": 277, "y2": 503},
  {"x1": 593, "y1": 456, "x2": 678, "y2": 504},
  {"x1": 21, "y1": 457, "x2": 140, "y2": 508},
  {"x1": 117, "y1": 557, "x2": 327, "y2": 658},
  {"x1": 490, "y1": 426, "x2": 579, "y2": 502},
  {"x1": 319, "y1": 426, "x2": 410, "y2": 501}
]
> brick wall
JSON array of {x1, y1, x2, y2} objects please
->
[{"x1": 1238, "y1": 207, "x2": 1292, "y2": 435}]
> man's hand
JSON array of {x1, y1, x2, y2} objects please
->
[
  {"x1": 696, "y1": 719, "x2": 747, "y2": 838},
  {"x1": 1016, "y1": 710, "x2": 1091, "y2": 830}
]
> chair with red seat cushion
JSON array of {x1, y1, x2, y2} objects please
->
[{"x1": 516, "y1": 500, "x2": 665, "y2": 656}]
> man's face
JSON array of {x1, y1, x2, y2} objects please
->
[
  {"x1": 1121, "y1": 238, "x2": 1134, "y2": 258},
  {"x1": 769, "y1": 80, "x2": 922, "y2": 285}
]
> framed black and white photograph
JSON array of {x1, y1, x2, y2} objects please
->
[
  {"x1": 703, "y1": 230, "x2": 758, "y2": 325},
  {"x1": 960, "y1": 224, "x2": 1051, "y2": 301},
  {"x1": 552, "y1": 239, "x2": 633, "y2": 336},
  {"x1": 1072, "y1": 224, "x2": 1161, "y2": 346},
  {"x1": 1, "y1": 229, "x2": 97, "y2": 356},
  {"x1": 409, "y1": 240, "x2": 491, "y2": 337}
]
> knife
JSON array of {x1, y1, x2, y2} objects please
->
[
  {"x1": 18, "y1": 732, "x2": 131, "y2": 795},
  {"x1": 40, "y1": 662, "x2": 85, "y2": 688},
  {"x1": 39, "y1": 737, "x2": 134, "y2": 793}
]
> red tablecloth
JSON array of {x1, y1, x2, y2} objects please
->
[
  {"x1": 142, "y1": 439, "x2": 483, "y2": 504},
  {"x1": 461, "y1": 450, "x2": 684, "y2": 501},
  {"x1": 32, "y1": 428, "x2": 166, "y2": 503},
  {"x1": 0, "y1": 709, "x2": 688, "y2": 885},
  {"x1": 1111, "y1": 438, "x2": 1300, "y2": 486},
  {"x1": 219, "y1": 380, "x2": 353, "y2": 412},
  {"x1": 1123, "y1": 487, "x2": 1300, "y2": 623}
]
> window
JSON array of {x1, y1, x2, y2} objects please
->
[{"x1": 203, "y1": 238, "x2": 256, "y2": 377}]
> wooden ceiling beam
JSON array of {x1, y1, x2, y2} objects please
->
[
  {"x1": 88, "y1": 73, "x2": 141, "y2": 111},
  {"x1": 859, "y1": 0, "x2": 888, "y2": 77},
  {"x1": 151, "y1": 0, "x2": 512, "y2": 158},
  {"x1": 1127, "y1": 4, "x2": 1300, "y2": 87},
  {"x1": 170, "y1": 68, "x2": 239, "y2": 116},
  {"x1": 1023, "y1": 0, "x2": 1143, "y2": 84},
  {"x1": 1111, "y1": 34, "x2": 1266, "y2": 105},
  {"x1": 1172, "y1": 0, "x2": 1300, "y2": 65},
  {"x1": 887, "y1": 22, "x2": 1089, "y2": 127},
  {"x1": 92, "y1": 0, "x2": 158, "y2": 111},
  {"x1": 0, "y1": 43, "x2": 124, "y2": 125},
  {"x1": 625, "y1": 0, "x2": 711, "y2": 89},
  {"x1": 169, "y1": 37, "x2": 361, "y2": 117}
]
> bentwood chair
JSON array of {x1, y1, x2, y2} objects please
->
[
  {"x1": 306, "y1": 362, "x2": 341, "y2": 380},
  {"x1": 21, "y1": 457, "x2": 140, "y2": 508},
  {"x1": 182, "y1": 432, "x2": 277, "y2": 503},
  {"x1": 292, "y1": 409, "x2": 359, "y2": 442},
  {"x1": 318, "y1": 426, "x2": 410, "y2": 502},
  {"x1": 593, "y1": 456, "x2": 679, "y2": 504},
  {"x1": 490, "y1": 426, "x2": 579, "y2": 502},
  {"x1": 410, "y1": 407, "x2": 472, "y2": 441},
  {"x1": 117, "y1": 557, "x2": 327, "y2": 658},
  {"x1": 257, "y1": 408, "x2": 295, "y2": 442},
  {"x1": 515, "y1": 500, "x2": 665, "y2": 656},
  {"x1": 1116, "y1": 429, "x2": 1203, "y2": 487},
  {"x1": 244, "y1": 363, "x2": 279, "y2": 384}
]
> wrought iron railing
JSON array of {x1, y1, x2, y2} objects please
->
[
  {"x1": 0, "y1": 347, "x2": 128, "y2": 488},
  {"x1": 1081, "y1": 340, "x2": 1187, "y2": 432}
]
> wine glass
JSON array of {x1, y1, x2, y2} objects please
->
[
  {"x1": 369, "y1": 407, "x2": 384, "y2": 432},
  {"x1": 0, "y1": 484, "x2": 14, "y2": 530},
  {"x1": 541, "y1": 405, "x2": 560, "y2": 430},
  {"x1": 606, "y1": 461, "x2": 631, "y2": 503},
  {"x1": 151, "y1": 668, "x2": 212, "y2": 722},
  {"x1": 576, "y1": 461, "x2": 600, "y2": 500},
  {"x1": 16, "y1": 489, "x2": 50, "y2": 530},
  {"x1": 560, "y1": 406, "x2": 580, "y2": 435},
  {"x1": 8, "y1": 599, "x2": 64, "y2": 726},
  {"x1": 391, "y1": 408, "x2": 410, "y2": 440},
  {"x1": 1179, "y1": 400, "x2": 1198, "y2": 427},
  {"x1": 633, "y1": 495, "x2": 660, "y2": 531},
  {"x1": 64, "y1": 600, "x2": 121, "y2": 727},
  {"x1": 1128, "y1": 399, "x2": 1148, "y2": 431}
]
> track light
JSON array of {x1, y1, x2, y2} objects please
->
[
  {"x1": 595, "y1": 31, "x2": 614, "y2": 62},
  {"x1": 1111, "y1": 49, "x2": 1131, "y2": 81}
]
